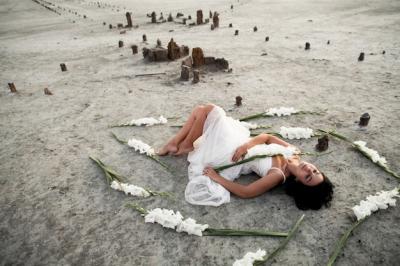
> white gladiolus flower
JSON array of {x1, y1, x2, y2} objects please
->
[
  {"x1": 233, "y1": 249, "x2": 266, "y2": 266},
  {"x1": 144, "y1": 208, "x2": 209, "y2": 236},
  {"x1": 279, "y1": 127, "x2": 314, "y2": 139},
  {"x1": 352, "y1": 188, "x2": 399, "y2": 220},
  {"x1": 240, "y1": 121, "x2": 258, "y2": 129},
  {"x1": 265, "y1": 107, "x2": 298, "y2": 117},
  {"x1": 124, "y1": 116, "x2": 168, "y2": 126},
  {"x1": 247, "y1": 143, "x2": 297, "y2": 159},
  {"x1": 176, "y1": 218, "x2": 209, "y2": 236},
  {"x1": 110, "y1": 180, "x2": 150, "y2": 197},
  {"x1": 144, "y1": 208, "x2": 184, "y2": 229},
  {"x1": 353, "y1": 141, "x2": 387, "y2": 167},
  {"x1": 127, "y1": 138, "x2": 155, "y2": 156}
]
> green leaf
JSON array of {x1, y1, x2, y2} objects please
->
[
  {"x1": 326, "y1": 219, "x2": 365, "y2": 266},
  {"x1": 204, "y1": 228, "x2": 288, "y2": 237},
  {"x1": 254, "y1": 214, "x2": 305, "y2": 265}
]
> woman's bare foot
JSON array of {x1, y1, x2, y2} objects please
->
[
  {"x1": 174, "y1": 144, "x2": 194, "y2": 156},
  {"x1": 157, "y1": 143, "x2": 178, "y2": 156}
]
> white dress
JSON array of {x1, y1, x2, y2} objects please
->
[{"x1": 185, "y1": 106, "x2": 275, "y2": 207}]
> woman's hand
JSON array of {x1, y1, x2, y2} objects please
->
[
  {"x1": 232, "y1": 144, "x2": 248, "y2": 162},
  {"x1": 203, "y1": 167, "x2": 221, "y2": 182}
]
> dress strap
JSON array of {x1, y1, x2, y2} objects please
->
[{"x1": 269, "y1": 167, "x2": 286, "y2": 184}]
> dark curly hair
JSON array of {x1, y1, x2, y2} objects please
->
[{"x1": 284, "y1": 172, "x2": 334, "y2": 210}]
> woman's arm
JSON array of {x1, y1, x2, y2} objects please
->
[{"x1": 203, "y1": 167, "x2": 283, "y2": 198}]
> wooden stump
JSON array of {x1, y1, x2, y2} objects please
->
[
  {"x1": 188, "y1": 15, "x2": 192, "y2": 20},
  {"x1": 235, "y1": 96, "x2": 243, "y2": 106},
  {"x1": 181, "y1": 65, "x2": 190, "y2": 81},
  {"x1": 229, "y1": 23, "x2": 232, "y2": 28},
  {"x1": 192, "y1": 47, "x2": 205, "y2": 67},
  {"x1": 126, "y1": 12, "x2": 132, "y2": 27},
  {"x1": 44, "y1": 88, "x2": 53, "y2": 95},
  {"x1": 327, "y1": 40, "x2": 330, "y2": 45},
  {"x1": 60, "y1": 63, "x2": 67, "y2": 72},
  {"x1": 234, "y1": 30, "x2": 239, "y2": 35},
  {"x1": 118, "y1": 40, "x2": 124, "y2": 48},
  {"x1": 253, "y1": 26, "x2": 258, "y2": 32},
  {"x1": 131, "y1": 45, "x2": 138, "y2": 54},
  {"x1": 193, "y1": 70, "x2": 200, "y2": 83},
  {"x1": 305, "y1": 42, "x2": 310, "y2": 50},
  {"x1": 215, "y1": 58, "x2": 229, "y2": 69},
  {"x1": 167, "y1": 38, "x2": 180, "y2": 60},
  {"x1": 316, "y1": 135, "x2": 329, "y2": 152},
  {"x1": 168, "y1": 13, "x2": 173, "y2": 22},
  {"x1": 151, "y1": 12, "x2": 156, "y2": 23},
  {"x1": 358, "y1": 52, "x2": 365, "y2": 61},
  {"x1": 103, "y1": 22, "x2": 106, "y2": 26},
  {"x1": 210, "y1": 24, "x2": 215, "y2": 30},
  {"x1": 209, "y1": 10, "x2": 212, "y2": 18},
  {"x1": 265, "y1": 36, "x2": 269, "y2": 42},
  {"x1": 142, "y1": 34, "x2": 147, "y2": 42},
  {"x1": 196, "y1": 10, "x2": 203, "y2": 25},
  {"x1": 157, "y1": 39, "x2": 162, "y2": 47},
  {"x1": 8, "y1": 83, "x2": 17, "y2": 93},
  {"x1": 359, "y1": 113, "x2": 370, "y2": 127},
  {"x1": 109, "y1": 24, "x2": 113, "y2": 29},
  {"x1": 212, "y1": 12, "x2": 219, "y2": 28}
]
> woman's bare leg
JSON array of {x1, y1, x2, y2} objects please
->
[
  {"x1": 174, "y1": 104, "x2": 214, "y2": 155},
  {"x1": 157, "y1": 104, "x2": 213, "y2": 156}
]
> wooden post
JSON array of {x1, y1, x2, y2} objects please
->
[
  {"x1": 44, "y1": 88, "x2": 53, "y2": 95},
  {"x1": 131, "y1": 45, "x2": 138, "y2": 54},
  {"x1": 196, "y1": 10, "x2": 203, "y2": 25},
  {"x1": 157, "y1": 39, "x2": 162, "y2": 47},
  {"x1": 235, "y1": 96, "x2": 242, "y2": 106},
  {"x1": 358, "y1": 52, "x2": 365, "y2": 61},
  {"x1": 8, "y1": 83, "x2": 17, "y2": 93},
  {"x1": 142, "y1": 34, "x2": 147, "y2": 42},
  {"x1": 193, "y1": 70, "x2": 200, "y2": 83},
  {"x1": 181, "y1": 65, "x2": 190, "y2": 81},
  {"x1": 265, "y1": 36, "x2": 269, "y2": 42},
  {"x1": 126, "y1": 12, "x2": 132, "y2": 27},
  {"x1": 359, "y1": 113, "x2": 370, "y2": 127},
  {"x1": 305, "y1": 42, "x2": 310, "y2": 50},
  {"x1": 118, "y1": 40, "x2": 124, "y2": 48},
  {"x1": 151, "y1": 11, "x2": 156, "y2": 23},
  {"x1": 229, "y1": 23, "x2": 232, "y2": 28},
  {"x1": 316, "y1": 135, "x2": 329, "y2": 152},
  {"x1": 235, "y1": 30, "x2": 239, "y2": 35},
  {"x1": 253, "y1": 26, "x2": 257, "y2": 32},
  {"x1": 60, "y1": 63, "x2": 67, "y2": 72}
]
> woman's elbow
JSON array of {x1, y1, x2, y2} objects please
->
[{"x1": 235, "y1": 188, "x2": 255, "y2": 199}]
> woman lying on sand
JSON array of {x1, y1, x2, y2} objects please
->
[{"x1": 158, "y1": 104, "x2": 333, "y2": 210}]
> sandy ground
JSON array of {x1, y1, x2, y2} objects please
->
[{"x1": 1, "y1": 0, "x2": 400, "y2": 265}]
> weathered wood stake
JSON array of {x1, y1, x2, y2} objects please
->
[
  {"x1": 142, "y1": 34, "x2": 147, "y2": 42},
  {"x1": 193, "y1": 70, "x2": 200, "y2": 83},
  {"x1": 358, "y1": 52, "x2": 365, "y2": 61},
  {"x1": 8, "y1": 83, "x2": 17, "y2": 93},
  {"x1": 181, "y1": 65, "x2": 190, "y2": 81},
  {"x1": 305, "y1": 42, "x2": 310, "y2": 50},
  {"x1": 60, "y1": 63, "x2": 67, "y2": 72},
  {"x1": 126, "y1": 12, "x2": 132, "y2": 27},
  {"x1": 235, "y1": 96, "x2": 242, "y2": 106},
  {"x1": 131, "y1": 45, "x2": 138, "y2": 54},
  {"x1": 359, "y1": 113, "x2": 370, "y2": 127},
  {"x1": 118, "y1": 40, "x2": 124, "y2": 48}
]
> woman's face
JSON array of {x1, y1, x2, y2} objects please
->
[{"x1": 288, "y1": 161, "x2": 324, "y2": 186}]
